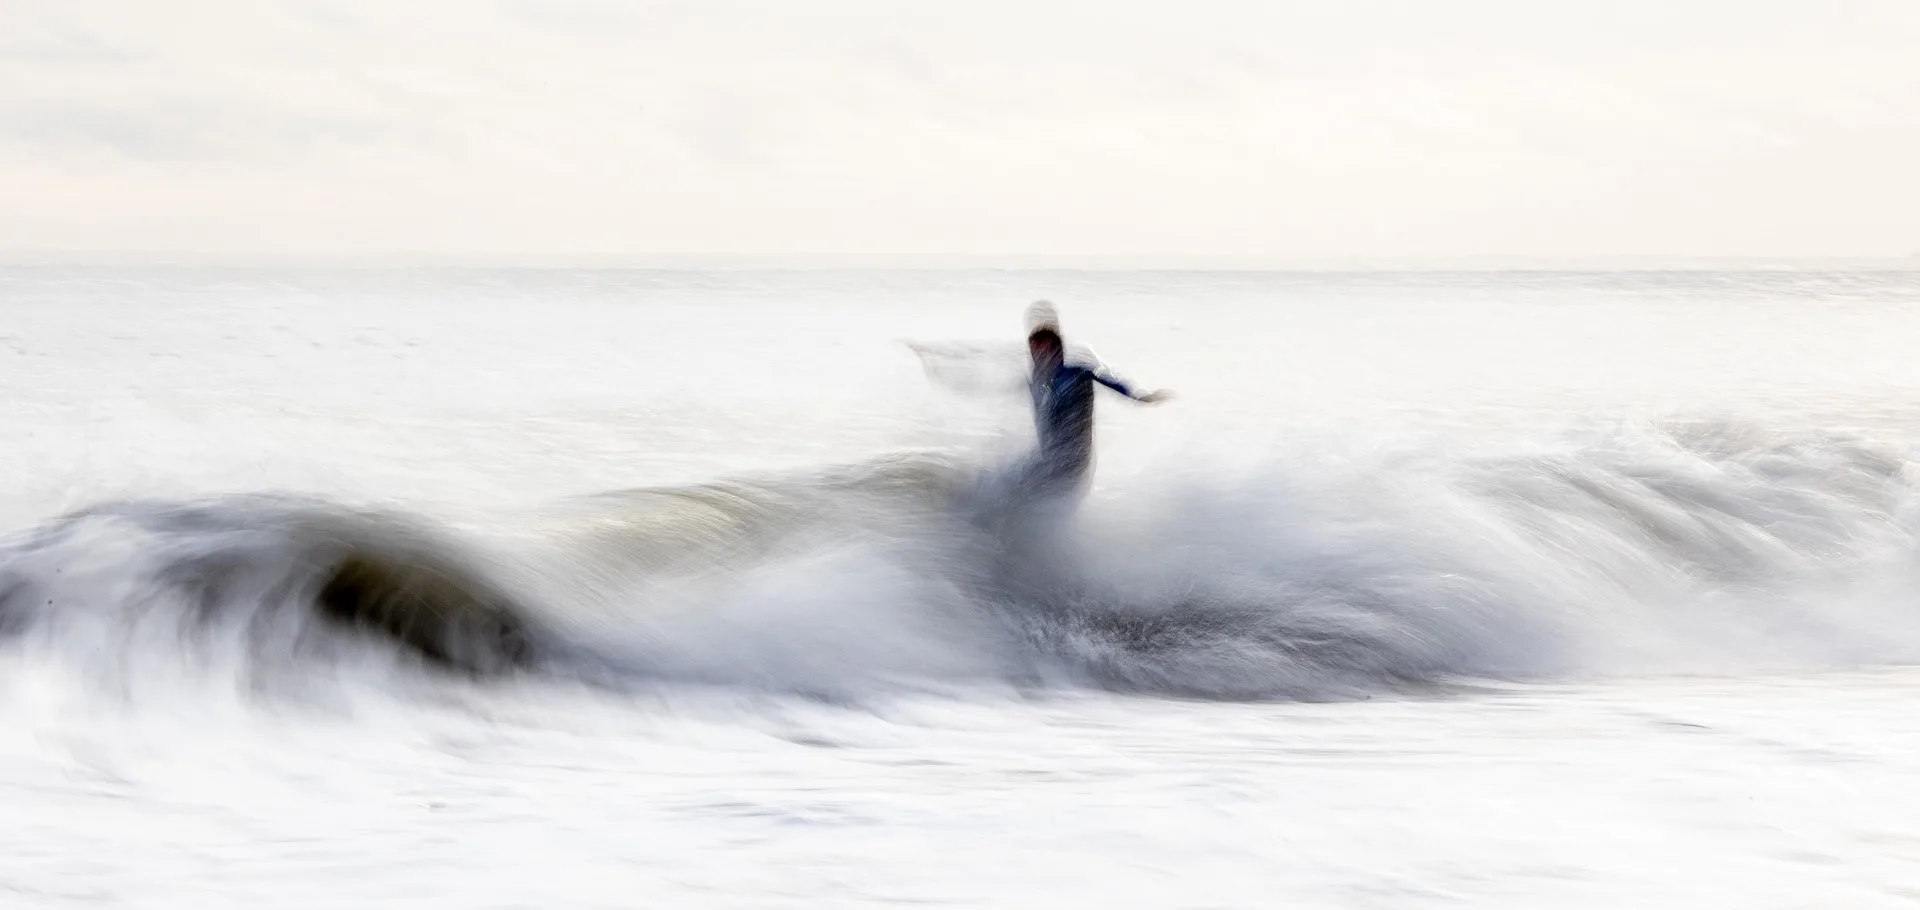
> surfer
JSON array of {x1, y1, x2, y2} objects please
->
[
  {"x1": 901, "y1": 301, "x2": 1172, "y2": 520},
  {"x1": 1015, "y1": 301, "x2": 1171, "y2": 507}
]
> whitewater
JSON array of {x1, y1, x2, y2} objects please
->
[{"x1": 6, "y1": 265, "x2": 1920, "y2": 907}]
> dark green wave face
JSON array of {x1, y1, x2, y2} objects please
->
[{"x1": 317, "y1": 552, "x2": 534, "y2": 678}]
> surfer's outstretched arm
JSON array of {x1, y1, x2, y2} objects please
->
[
  {"x1": 1090, "y1": 363, "x2": 1173, "y2": 404},
  {"x1": 902, "y1": 339, "x2": 1028, "y2": 394}
]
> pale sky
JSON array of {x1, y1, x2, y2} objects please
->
[{"x1": 4, "y1": 0, "x2": 1918, "y2": 260}]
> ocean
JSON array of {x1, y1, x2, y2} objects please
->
[{"x1": 5, "y1": 265, "x2": 1920, "y2": 907}]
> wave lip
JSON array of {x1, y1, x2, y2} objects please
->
[{"x1": 0, "y1": 496, "x2": 544, "y2": 679}]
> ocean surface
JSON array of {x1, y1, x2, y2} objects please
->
[{"x1": 6, "y1": 266, "x2": 1920, "y2": 907}]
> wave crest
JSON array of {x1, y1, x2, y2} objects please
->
[{"x1": 5, "y1": 419, "x2": 1920, "y2": 701}]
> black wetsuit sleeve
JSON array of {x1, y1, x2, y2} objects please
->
[{"x1": 1090, "y1": 364, "x2": 1147, "y2": 400}]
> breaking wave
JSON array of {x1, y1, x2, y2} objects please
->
[{"x1": 5, "y1": 417, "x2": 1920, "y2": 702}]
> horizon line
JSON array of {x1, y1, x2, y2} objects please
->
[{"x1": 4, "y1": 250, "x2": 1919, "y2": 272}]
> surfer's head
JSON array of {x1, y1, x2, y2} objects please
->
[
  {"x1": 1028, "y1": 327, "x2": 1062, "y2": 366},
  {"x1": 1026, "y1": 300, "x2": 1063, "y2": 368},
  {"x1": 1026, "y1": 300, "x2": 1060, "y2": 335}
]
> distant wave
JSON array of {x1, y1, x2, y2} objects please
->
[{"x1": 5, "y1": 417, "x2": 1920, "y2": 702}]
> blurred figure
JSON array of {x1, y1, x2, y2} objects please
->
[{"x1": 1017, "y1": 301, "x2": 1171, "y2": 507}]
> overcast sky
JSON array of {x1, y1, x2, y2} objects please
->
[{"x1": 4, "y1": 0, "x2": 1917, "y2": 260}]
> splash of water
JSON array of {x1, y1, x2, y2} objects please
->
[{"x1": 4, "y1": 417, "x2": 1919, "y2": 703}]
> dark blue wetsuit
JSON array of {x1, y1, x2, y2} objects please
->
[{"x1": 1020, "y1": 357, "x2": 1150, "y2": 503}]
